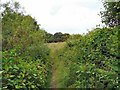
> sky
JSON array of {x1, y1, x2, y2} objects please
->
[{"x1": 1, "y1": 0, "x2": 104, "y2": 34}]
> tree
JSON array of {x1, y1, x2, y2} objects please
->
[
  {"x1": 46, "y1": 33, "x2": 54, "y2": 43},
  {"x1": 100, "y1": 1, "x2": 120, "y2": 27},
  {"x1": 53, "y1": 32, "x2": 64, "y2": 42},
  {"x1": 1, "y1": 1, "x2": 42, "y2": 51},
  {"x1": 54, "y1": 32, "x2": 63, "y2": 38}
]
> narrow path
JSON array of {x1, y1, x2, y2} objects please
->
[
  {"x1": 47, "y1": 42, "x2": 66, "y2": 88},
  {"x1": 50, "y1": 50, "x2": 58, "y2": 88}
]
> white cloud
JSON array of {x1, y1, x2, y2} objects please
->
[{"x1": 1, "y1": 0, "x2": 104, "y2": 34}]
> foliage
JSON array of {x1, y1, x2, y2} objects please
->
[
  {"x1": 2, "y1": 49, "x2": 50, "y2": 89},
  {"x1": 57, "y1": 27, "x2": 119, "y2": 88},
  {"x1": 100, "y1": 1, "x2": 120, "y2": 27},
  {"x1": 45, "y1": 32, "x2": 70, "y2": 43},
  {"x1": 1, "y1": 1, "x2": 41, "y2": 51},
  {"x1": 2, "y1": 1, "x2": 52, "y2": 89},
  {"x1": 67, "y1": 34, "x2": 83, "y2": 47},
  {"x1": 1, "y1": 0, "x2": 119, "y2": 89},
  {"x1": 2, "y1": 13, "x2": 41, "y2": 51}
]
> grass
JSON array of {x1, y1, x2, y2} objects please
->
[
  {"x1": 47, "y1": 42, "x2": 66, "y2": 50},
  {"x1": 47, "y1": 42, "x2": 70, "y2": 88}
]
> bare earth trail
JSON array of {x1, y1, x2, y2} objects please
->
[{"x1": 47, "y1": 42, "x2": 67, "y2": 88}]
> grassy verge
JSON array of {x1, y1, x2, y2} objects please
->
[{"x1": 47, "y1": 42, "x2": 69, "y2": 88}]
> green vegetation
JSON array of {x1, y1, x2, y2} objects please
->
[
  {"x1": 56, "y1": 27, "x2": 119, "y2": 88},
  {"x1": 1, "y1": 0, "x2": 119, "y2": 89},
  {"x1": 1, "y1": 1, "x2": 51, "y2": 89},
  {"x1": 47, "y1": 42, "x2": 69, "y2": 88},
  {"x1": 45, "y1": 32, "x2": 70, "y2": 43},
  {"x1": 100, "y1": 1, "x2": 120, "y2": 27},
  {"x1": 2, "y1": 49, "x2": 50, "y2": 89}
]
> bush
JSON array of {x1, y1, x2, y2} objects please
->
[
  {"x1": 58, "y1": 27, "x2": 119, "y2": 88},
  {"x1": 2, "y1": 49, "x2": 51, "y2": 89}
]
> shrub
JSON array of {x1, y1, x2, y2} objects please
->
[
  {"x1": 2, "y1": 48, "x2": 51, "y2": 89},
  {"x1": 58, "y1": 27, "x2": 119, "y2": 88}
]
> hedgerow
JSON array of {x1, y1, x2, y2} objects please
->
[
  {"x1": 58, "y1": 27, "x2": 119, "y2": 88},
  {"x1": 2, "y1": 48, "x2": 51, "y2": 89}
]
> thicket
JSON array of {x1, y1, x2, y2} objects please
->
[
  {"x1": 56, "y1": 1, "x2": 120, "y2": 88},
  {"x1": 1, "y1": 1, "x2": 51, "y2": 89},
  {"x1": 57, "y1": 27, "x2": 119, "y2": 88}
]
